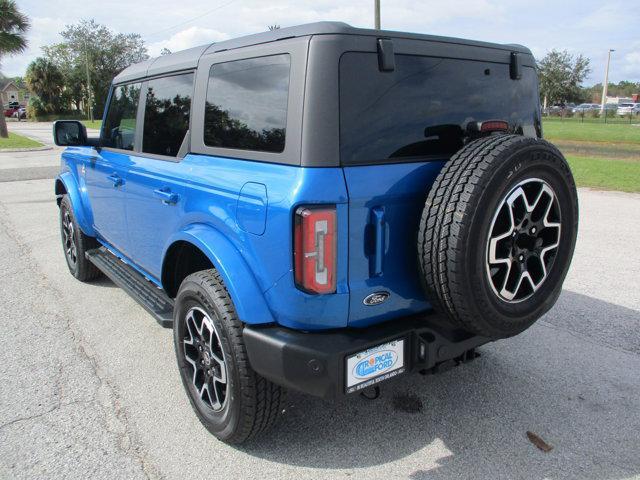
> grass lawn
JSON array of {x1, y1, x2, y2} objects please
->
[
  {"x1": 542, "y1": 119, "x2": 640, "y2": 192},
  {"x1": 0, "y1": 132, "x2": 44, "y2": 149},
  {"x1": 81, "y1": 120, "x2": 102, "y2": 130},
  {"x1": 543, "y1": 119, "x2": 640, "y2": 144},
  {"x1": 566, "y1": 156, "x2": 640, "y2": 193}
]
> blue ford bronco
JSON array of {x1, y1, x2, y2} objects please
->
[{"x1": 53, "y1": 22, "x2": 578, "y2": 443}]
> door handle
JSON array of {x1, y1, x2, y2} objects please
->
[
  {"x1": 370, "y1": 207, "x2": 386, "y2": 277},
  {"x1": 153, "y1": 188, "x2": 180, "y2": 205},
  {"x1": 107, "y1": 173, "x2": 123, "y2": 187}
]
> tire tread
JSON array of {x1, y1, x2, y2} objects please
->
[
  {"x1": 418, "y1": 134, "x2": 577, "y2": 338},
  {"x1": 178, "y1": 269, "x2": 286, "y2": 444}
]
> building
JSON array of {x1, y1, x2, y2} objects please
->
[
  {"x1": 0, "y1": 79, "x2": 29, "y2": 106},
  {"x1": 604, "y1": 96, "x2": 635, "y2": 105}
]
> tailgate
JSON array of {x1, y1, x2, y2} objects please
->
[{"x1": 343, "y1": 162, "x2": 443, "y2": 326}]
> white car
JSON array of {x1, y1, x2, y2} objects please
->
[
  {"x1": 11, "y1": 107, "x2": 26, "y2": 120},
  {"x1": 617, "y1": 103, "x2": 640, "y2": 116}
]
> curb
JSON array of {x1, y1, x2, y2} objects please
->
[{"x1": 0, "y1": 145, "x2": 53, "y2": 153}]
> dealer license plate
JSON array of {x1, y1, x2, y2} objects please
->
[{"x1": 345, "y1": 339, "x2": 405, "y2": 393}]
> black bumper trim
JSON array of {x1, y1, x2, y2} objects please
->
[{"x1": 243, "y1": 313, "x2": 490, "y2": 400}]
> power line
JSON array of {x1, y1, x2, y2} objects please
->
[{"x1": 145, "y1": 0, "x2": 240, "y2": 39}]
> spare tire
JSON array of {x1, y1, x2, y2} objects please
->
[{"x1": 418, "y1": 134, "x2": 578, "y2": 339}]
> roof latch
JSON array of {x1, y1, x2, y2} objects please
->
[
  {"x1": 510, "y1": 52, "x2": 522, "y2": 80},
  {"x1": 377, "y1": 38, "x2": 395, "y2": 72}
]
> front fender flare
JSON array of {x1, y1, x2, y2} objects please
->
[
  {"x1": 55, "y1": 172, "x2": 95, "y2": 237},
  {"x1": 164, "y1": 224, "x2": 275, "y2": 325}
]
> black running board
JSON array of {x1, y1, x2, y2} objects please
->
[{"x1": 86, "y1": 247, "x2": 174, "y2": 328}]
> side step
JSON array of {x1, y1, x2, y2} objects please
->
[{"x1": 86, "y1": 247, "x2": 174, "y2": 328}]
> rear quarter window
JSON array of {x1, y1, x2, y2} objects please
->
[
  {"x1": 203, "y1": 54, "x2": 290, "y2": 153},
  {"x1": 339, "y1": 53, "x2": 540, "y2": 165}
]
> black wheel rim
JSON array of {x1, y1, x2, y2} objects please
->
[
  {"x1": 62, "y1": 209, "x2": 78, "y2": 267},
  {"x1": 486, "y1": 178, "x2": 562, "y2": 303},
  {"x1": 182, "y1": 306, "x2": 228, "y2": 411}
]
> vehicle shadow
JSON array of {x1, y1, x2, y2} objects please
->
[
  {"x1": 90, "y1": 276, "x2": 119, "y2": 289},
  {"x1": 237, "y1": 290, "x2": 640, "y2": 479}
]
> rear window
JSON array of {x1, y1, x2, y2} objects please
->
[
  {"x1": 339, "y1": 53, "x2": 540, "y2": 165},
  {"x1": 142, "y1": 73, "x2": 194, "y2": 157},
  {"x1": 204, "y1": 54, "x2": 290, "y2": 153}
]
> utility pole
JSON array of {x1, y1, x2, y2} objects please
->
[
  {"x1": 600, "y1": 49, "x2": 615, "y2": 114},
  {"x1": 84, "y1": 40, "x2": 94, "y2": 122},
  {"x1": 374, "y1": 0, "x2": 381, "y2": 29}
]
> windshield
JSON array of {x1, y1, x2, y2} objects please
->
[{"x1": 339, "y1": 53, "x2": 541, "y2": 165}]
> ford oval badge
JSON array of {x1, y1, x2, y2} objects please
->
[{"x1": 363, "y1": 291, "x2": 390, "y2": 306}]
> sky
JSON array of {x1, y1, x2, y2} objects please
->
[{"x1": 6, "y1": 0, "x2": 640, "y2": 85}]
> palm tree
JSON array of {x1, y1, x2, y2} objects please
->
[
  {"x1": 0, "y1": 0, "x2": 30, "y2": 138},
  {"x1": 25, "y1": 58, "x2": 64, "y2": 112}
]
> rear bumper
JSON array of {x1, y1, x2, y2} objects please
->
[{"x1": 243, "y1": 313, "x2": 490, "y2": 400}]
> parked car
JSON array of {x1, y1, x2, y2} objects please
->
[
  {"x1": 617, "y1": 103, "x2": 640, "y2": 116},
  {"x1": 545, "y1": 103, "x2": 567, "y2": 115},
  {"x1": 572, "y1": 103, "x2": 600, "y2": 113},
  {"x1": 11, "y1": 107, "x2": 26, "y2": 120},
  {"x1": 52, "y1": 22, "x2": 578, "y2": 444},
  {"x1": 3, "y1": 106, "x2": 19, "y2": 117}
]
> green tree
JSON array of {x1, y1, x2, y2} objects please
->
[
  {"x1": 580, "y1": 81, "x2": 640, "y2": 103},
  {"x1": 43, "y1": 42, "x2": 86, "y2": 112},
  {"x1": 25, "y1": 58, "x2": 65, "y2": 114},
  {"x1": 11, "y1": 75, "x2": 25, "y2": 90},
  {"x1": 0, "y1": 0, "x2": 30, "y2": 137},
  {"x1": 43, "y1": 19, "x2": 148, "y2": 118},
  {"x1": 538, "y1": 50, "x2": 591, "y2": 105}
]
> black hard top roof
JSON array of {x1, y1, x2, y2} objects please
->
[{"x1": 114, "y1": 21, "x2": 531, "y2": 83}]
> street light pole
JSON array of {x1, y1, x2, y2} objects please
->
[
  {"x1": 600, "y1": 49, "x2": 615, "y2": 114},
  {"x1": 84, "y1": 40, "x2": 94, "y2": 123},
  {"x1": 374, "y1": 0, "x2": 380, "y2": 29}
]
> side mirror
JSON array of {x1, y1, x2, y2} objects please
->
[{"x1": 53, "y1": 120, "x2": 88, "y2": 146}]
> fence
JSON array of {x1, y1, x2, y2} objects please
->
[{"x1": 542, "y1": 108, "x2": 639, "y2": 124}]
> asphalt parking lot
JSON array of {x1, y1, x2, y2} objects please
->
[{"x1": 1, "y1": 123, "x2": 639, "y2": 479}]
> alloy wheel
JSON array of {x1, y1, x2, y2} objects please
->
[
  {"x1": 486, "y1": 178, "x2": 562, "y2": 303},
  {"x1": 62, "y1": 209, "x2": 78, "y2": 267},
  {"x1": 183, "y1": 306, "x2": 228, "y2": 411}
]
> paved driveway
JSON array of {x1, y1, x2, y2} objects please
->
[
  {"x1": 0, "y1": 122, "x2": 98, "y2": 182},
  {"x1": 0, "y1": 172, "x2": 638, "y2": 479}
]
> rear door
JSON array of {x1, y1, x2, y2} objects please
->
[
  {"x1": 85, "y1": 82, "x2": 141, "y2": 253},
  {"x1": 339, "y1": 48, "x2": 541, "y2": 326},
  {"x1": 124, "y1": 72, "x2": 194, "y2": 279}
]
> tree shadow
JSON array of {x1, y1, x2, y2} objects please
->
[{"x1": 235, "y1": 290, "x2": 640, "y2": 479}]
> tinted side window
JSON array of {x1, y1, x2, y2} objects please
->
[
  {"x1": 340, "y1": 53, "x2": 540, "y2": 165},
  {"x1": 204, "y1": 54, "x2": 290, "y2": 153},
  {"x1": 142, "y1": 73, "x2": 194, "y2": 157},
  {"x1": 102, "y1": 83, "x2": 141, "y2": 151}
]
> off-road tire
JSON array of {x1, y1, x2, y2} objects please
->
[
  {"x1": 59, "y1": 195, "x2": 101, "y2": 282},
  {"x1": 418, "y1": 134, "x2": 578, "y2": 339},
  {"x1": 173, "y1": 269, "x2": 286, "y2": 444}
]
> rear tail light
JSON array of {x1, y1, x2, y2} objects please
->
[
  {"x1": 479, "y1": 120, "x2": 509, "y2": 133},
  {"x1": 294, "y1": 206, "x2": 337, "y2": 294}
]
